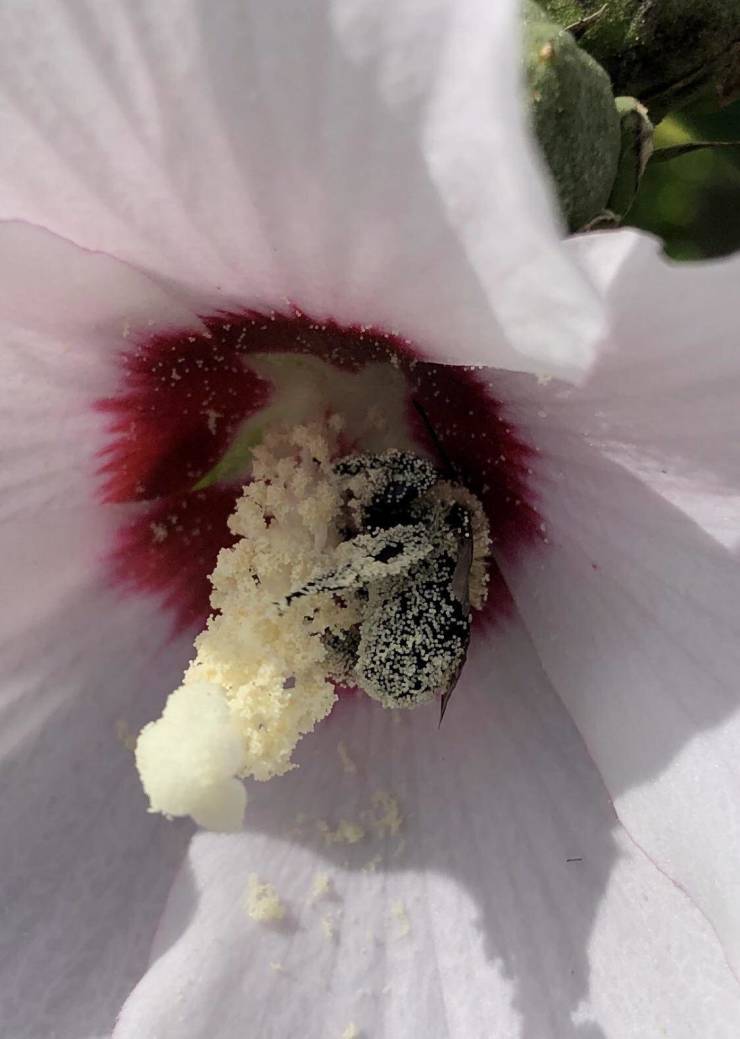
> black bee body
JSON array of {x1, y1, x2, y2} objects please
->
[{"x1": 283, "y1": 448, "x2": 475, "y2": 718}]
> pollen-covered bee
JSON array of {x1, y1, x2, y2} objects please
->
[{"x1": 281, "y1": 441, "x2": 488, "y2": 721}]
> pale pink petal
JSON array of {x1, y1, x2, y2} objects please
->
[
  {"x1": 564, "y1": 230, "x2": 740, "y2": 500},
  {"x1": 0, "y1": 222, "x2": 195, "y2": 664},
  {"x1": 495, "y1": 232, "x2": 740, "y2": 976},
  {"x1": 114, "y1": 623, "x2": 740, "y2": 1039},
  {"x1": 0, "y1": 0, "x2": 603, "y2": 379},
  {"x1": 0, "y1": 581, "x2": 196, "y2": 1038},
  {"x1": 0, "y1": 224, "x2": 211, "y2": 1032},
  {"x1": 0, "y1": 221, "x2": 206, "y2": 656},
  {"x1": 0, "y1": 221, "x2": 203, "y2": 519}
]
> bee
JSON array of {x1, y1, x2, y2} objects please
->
[
  {"x1": 413, "y1": 399, "x2": 474, "y2": 723},
  {"x1": 439, "y1": 500, "x2": 473, "y2": 722},
  {"x1": 281, "y1": 406, "x2": 477, "y2": 722}
]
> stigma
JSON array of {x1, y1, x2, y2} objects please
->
[{"x1": 135, "y1": 417, "x2": 489, "y2": 831}]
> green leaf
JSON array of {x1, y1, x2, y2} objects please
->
[{"x1": 651, "y1": 141, "x2": 740, "y2": 163}]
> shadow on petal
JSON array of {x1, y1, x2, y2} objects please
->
[
  {"x1": 120, "y1": 444, "x2": 740, "y2": 1039},
  {"x1": 119, "y1": 632, "x2": 615, "y2": 1039},
  {"x1": 0, "y1": 587, "x2": 197, "y2": 1039}
]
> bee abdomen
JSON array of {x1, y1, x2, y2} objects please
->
[{"x1": 355, "y1": 553, "x2": 471, "y2": 708}]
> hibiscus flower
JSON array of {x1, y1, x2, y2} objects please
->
[{"x1": 2, "y1": 3, "x2": 740, "y2": 1038}]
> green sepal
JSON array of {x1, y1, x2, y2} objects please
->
[
  {"x1": 523, "y1": 0, "x2": 621, "y2": 231},
  {"x1": 192, "y1": 424, "x2": 264, "y2": 490}
]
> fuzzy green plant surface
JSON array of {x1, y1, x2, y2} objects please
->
[
  {"x1": 523, "y1": 0, "x2": 621, "y2": 230},
  {"x1": 539, "y1": 0, "x2": 740, "y2": 122}
]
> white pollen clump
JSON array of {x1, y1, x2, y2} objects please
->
[
  {"x1": 136, "y1": 681, "x2": 248, "y2": 831},
  {"x1": 245, "y1": 874, "x2": 286, "y2": 923},
  {"x1": 341, "y1": 1022, "x2": 361, "y2": 1039},
  {"x1": 136, "y1": 422, "x2": 350, "y2": 830}
]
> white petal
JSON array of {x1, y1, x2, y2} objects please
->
[
  {"x1": 495, "y1": 236, "x2": 740, "y2": 976},
  {"x1": 0, "y1": 221, "x2": 203, "y2": 521},
  {"x1": 0, "y1": 224, "x2": 216, "y2": 1035},
  {"x1": 114, "y1": 623, "x2": 740, "y2": 1039},
  {"x1": 566, "y1": 229, "x2": 740, "y2": 534},
  {"x1": 0, "y1": 0, "x2": 603, "y2": 379},
  {"x1": 0, "y1": 582, "x2": 194, "y2": 1039},
  {"x1": 0, "y1": 221, "x2": 208, "y2": 679}
]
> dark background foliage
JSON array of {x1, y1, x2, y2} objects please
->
[{"x1": 627, "y1": 97, "x2": 740, "y2": 259}]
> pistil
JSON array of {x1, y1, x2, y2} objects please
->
[{"x1": 136, "y1": 417, "x2": 489, "y2": 830}]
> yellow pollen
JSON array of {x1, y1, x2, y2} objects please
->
[
  {"x1": 136, "y1": 421, "x2": 351, "y2": 829},
  {"x1": 366, "y1": 790, "x2": 404, "y2": 837},
  {"x1": 309, "y1": 871, "x2": 334, "y2": 902},
  {"x1": 245, "y1": 874, "x2": 286, "y2": 923},
  {"x1": 390, "y1": 899, "x2": 411, "y2": 940},
  {"x1": 318, "y1": 819, "x2": 366, "y2": 846}
]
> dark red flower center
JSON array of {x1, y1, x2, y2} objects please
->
[{"x1": 96, "y1": 310, "x2": 541, "y2": 635}]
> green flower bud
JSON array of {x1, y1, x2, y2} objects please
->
[
  {"x1": 538, "y1": 0, "x2": 740, "y2": 122},
  {"x1": 523, "y1": 0, "x2": 621, "y2": 231}
]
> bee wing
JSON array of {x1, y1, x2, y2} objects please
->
[
  {"x1": 439, "y1": 529, "x2": 474, "y2": 724},
  {"x1": 451, "y1": 528, "x2": 473, "y2": 616},
  {"x1": 439, "y1": 653, "x2": 467, "y2": 723},
  {"x1": 281, "y1": 523, "x2": 430, "y2": 607}
]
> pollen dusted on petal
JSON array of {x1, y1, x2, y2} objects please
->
[{"x1": 245, "y1": 874, "x2": 286, "y2": 923}]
